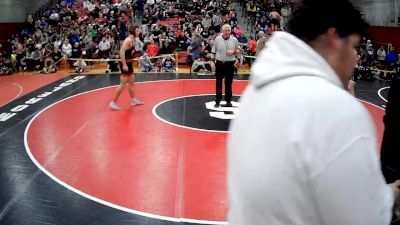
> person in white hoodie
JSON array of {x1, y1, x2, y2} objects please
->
[{"x1": 228, "y1": 0, "x2": 400, "y2": 224}]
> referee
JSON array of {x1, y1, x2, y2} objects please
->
[{"x1": 212, "y1": 24, "x2": 240, "y2": 107}]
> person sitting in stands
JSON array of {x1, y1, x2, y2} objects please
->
[
  {"x1": 73, "y1": 54, "x2": 87, "y2": 73},
  {"x1": 0, "y1": 58, "x2": 13, "y2": 75},
  {"x1": 42, "y1": 55, "x2": 57, "y2": 73},
  {"x1": 106, "y1": 53, "x2": 120, "y2": 73},
  {"x1": 161, "y1": 55, "x2": 175, "y2": 72},
  {"x1": 138, "y1": 53, "x2": 154, "y2": 72},
  {"x1": 192, "y1": 54, "x2": 213, "y2": 75},
  {"x1": 146, "y1": 39, "x2": 159, "y2": 57}
]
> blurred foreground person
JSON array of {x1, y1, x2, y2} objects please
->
[{"x1": 228, "y1": 0, "x2": 400, "y2": 224}]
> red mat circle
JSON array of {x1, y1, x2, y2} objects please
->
[{"x1": 25, "y1": 79, "x2": 384, "y2": 223}]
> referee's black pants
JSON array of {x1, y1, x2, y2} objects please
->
[{"x1": 215, "y1": 60, "x2": 235, "y2": 104}]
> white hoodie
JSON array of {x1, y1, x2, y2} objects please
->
[{"x1": 228, "y1": 32, "x2": 394, "y2": 225}]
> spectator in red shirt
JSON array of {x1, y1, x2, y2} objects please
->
[
  {"x1": 248, "y1": 36, "x2": 257, "y2": 55},
  {"x1": 146, "y1": 39, "x2": 159, "y2": 57},
  {"x1": 95, "y1": 13, "x2": 105, "y2": 25}
]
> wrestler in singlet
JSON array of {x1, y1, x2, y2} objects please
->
[
  {"x1": 120, "y1": 38, "x2": 134, "y2": 76},
  {"x1": 109, "y1": 26, "x2": 143, "y2": 110}
]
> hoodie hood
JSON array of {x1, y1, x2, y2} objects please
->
[{"x1": 251, "y1": 32, "x2": 343, "y2": 89}]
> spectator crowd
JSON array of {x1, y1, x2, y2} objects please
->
[{"x1": 0, "y1": 0, "x2": 398, "y2": 78}]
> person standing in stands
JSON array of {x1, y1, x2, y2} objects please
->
[
  {"x1": 255, "y1": 31, "x2": 267, "y2": 55},
  {"x1": 212, "y1": 11, "x2": 222, "y2": 33},
  {"x1": 269, "y1": 8, "x2": 281, "y2": 32},
  {"x1": 190, "y1": 32, "x2": 202, "y2": 62},
  {"x1": 228, "y1": 0, "x2": 400, "y2": 224},
  {"x1": 212, "y1": 24, "x2": 240, "y2": 107},
  {"x1": 109, "y1": 26, "x2": 143, "y2": 110}
]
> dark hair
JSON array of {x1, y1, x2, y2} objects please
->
[
  {"x1": 287, "y1": 0, "x2": 369, "y2": 43},
  {"x1": 129, "y1": 26, "x2": 140, "y2": 36}
]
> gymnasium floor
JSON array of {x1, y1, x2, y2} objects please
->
[{"x1": 0, "y1": 71, "x2": 390, "y2": 225}]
